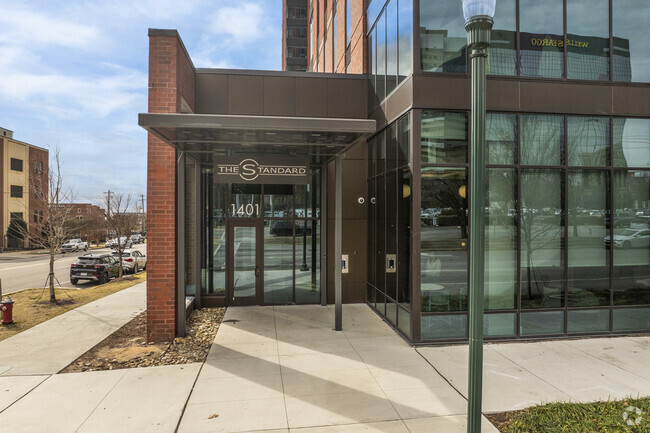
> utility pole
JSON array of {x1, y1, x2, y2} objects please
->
[
  {"x1": 104, "y1": 190, "x2": 112, "y2": 241},
  {"x1": 140, "y1": 193, "x2": 146, "y2": 233}
]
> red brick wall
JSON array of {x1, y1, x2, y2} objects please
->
[
  {"x1": 0, "y1": 139, "x2": 4, "y2": 249},
  {"x1": 28, "y1": 146, "x2": 48, "y2": 244},
  {"x1": 146, "y1": 31, "x2": 195, "y2": 342}
]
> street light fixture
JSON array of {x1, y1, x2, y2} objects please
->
[{"x1": 461, "y1": 0, "x2": 496, "y2": 432}]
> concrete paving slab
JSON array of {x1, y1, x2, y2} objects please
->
[
  {"x1": 403, "y1": 415, "x2": 499, "y2": 433},
  {"x1": 292, "y1": 420, "x2": 409, "y2": 432},
  {"x1": 279, "y1": 351, "x2": 367, "y2": 374},
  {"x1": 201, "y1": 355, "x2": 282, "y2": 378},
  {"x1": 367, "y1": 365, "x2": 450, "y2": 391},
  {"x1": 208, "y1": 341, "x2": 280, "y2": 359},
  {"x1": 356, "y1": 346, "x2": 432, "y2": 370},
  {"x1": 281, "y1": 368, "x2": 383, "y2": 397},
  {"x1": 284, "y1": 390, "x2": 400, "y2": 429},
  {"x1": 0, "y1": 375, "x2": 48, "y2": 412},
  {"x1": 189, "y1": 374, "x2": 284, "y2": 403},
  {"x1": 382, "y1": 386, "x2": 468, "y2": 419},
  {"x1": 77, "y1": 364, "x2": 201, "y2": 433},
  {"x1": 562, "y1": 337, "x2": 650, "y2": 381},
  {"x1": 0, "y1": 370, "x2": 128, "y2": 433},
  {"x1": 178, "y1": 398, "x2": 288, "y2": 433},
  {"x1": 0, "y1": 282, "x2": 145, "y2": 376}
]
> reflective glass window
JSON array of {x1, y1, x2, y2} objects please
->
[
  {"x1": 488, "y1": 0, "x2": 516, "y2": 76},
  {"x1": 397, "y1": 0, "x2": 412, "y2": 83},
  {"x1": 421, "y1": 111, "x2": 468, "y2": 164},
  {"x1": 519, "y1": 0, "x2": 564, "y2": 78},
  {"x1": 484, "y1": 313, "x2": 516, "y2": 337},
  {"x1": 397, "y1": 306, "x2": 411, "y2": 338},
  {"x1": 385, "y1": 0, "x2": 397, "y2": 95},
  {"x1": 264, "y1": 220, "x2": 294, "y2": 304},
  {"x1": 295, "y1": 220, "x2": 320, "y2": 303},
  {"x1": 385, "y1": 171, "x2": 397, "y2": 301},
  {"x1": 567, "y1": 0, "x2": 610, "y2": 80},
  {"x1": 613, "y1": 118, "x2": 650, "y2": 168},
  {"x1": 486, "y1": 113, "x2": 516, "y2": 165},
  {"x1": 264, "y1": 184, "x2": 292, "y2": 218},
  {"x1": 520, "y1": 170, "x2": 564, "y2": 309},
  {"x1": 204, "y1": 180, "x2": 226, "y2": 295},
  {"x1": 613, "y1": 170, "x2": 650, "y2": 306},
  {"x1": 520, "y1": 311, "x2": 564, "y2": 335},
  {"x1": 567, "y1": 171, "x2": 610, "y2": 307},
  {"x1": 419, "y1": 1, "x2": 466, "y2": 73},
  {"x1": 486, "y1": 169, "x2": 517, "y2": 310},
  {"x1": 397, "y1": 169, "x2": 412, "y2": 307},
  {"x1": 613, "y1": 0, "x2": 650, "y2": 82},
  {"x1": 421, "y1": 314, "x2": 467, "y2": 340},
  {"x1": 346, "y1": 0, "x2": 352, "y2": 46},
  {"x1": 420, "y1": 168, "x2": 468, "y2": 313},
  {"x1": 397, "y1": 112, "x2": 410, "y2": 167},
  {"x1": 567, "y1": 116, "x2": 610, "y2": 166},
  {"x1": 368, "y1": 178, "x2": 377, "y2": 287},
  {"x1": 521, "y1": 114, "x2": 564, "y2": 166},
  {"x1": 333, "y1": 3, "x2": 338, "y2": 69},
  {"x1": 368, "y1": 27, "x2": 377, "y2": 108},
  {"x1": 568, "y1": 309, "x2": 610, "y2": 333},
  {"x1": 613, "y1": 308, "x2": 650, "y2": 332},
  {"x1": 376, "y1": 11, "x2": 386, "y2": 101}
]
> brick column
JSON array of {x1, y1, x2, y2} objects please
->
[{"x1": 146, "y1": 29, "x2": 195, "y2": 342}]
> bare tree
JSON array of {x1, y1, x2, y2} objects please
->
[
  {"x1": 16, "y1": 150, "x2": 78, "y2": 303},
  {"x1": 104, "y1": 193, "x2": 140, "y2": 278}
]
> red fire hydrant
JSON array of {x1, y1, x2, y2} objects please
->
[{"x1": 1, "y1": 297, "x2": 15, "y2": 325}]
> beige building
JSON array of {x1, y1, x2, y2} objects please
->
[{"x1": 0, "y1": 127, "x2": 49, "y2": 249}]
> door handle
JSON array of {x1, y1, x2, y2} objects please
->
[{"x1": 255, "y1": 266, "x2": 260, "y2": 277}]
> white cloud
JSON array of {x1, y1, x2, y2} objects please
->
[{"x1": 209, "y1": 3, "x2": 273, "y2": 45}]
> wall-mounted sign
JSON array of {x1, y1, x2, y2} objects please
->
[{"x1": 214, "y1": 157, "x2": 310, "y2": 184}]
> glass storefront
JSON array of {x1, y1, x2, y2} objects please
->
[{"x1": 200, "y1": 168, "x2": 322, "y2": 305}]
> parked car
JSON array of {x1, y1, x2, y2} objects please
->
[
  {"x1": 269, "y1": 220, "x2": 313, "y2": 236},
  {"x1": 604, "y1": 228, "x2": 650, "y2": 249},
  {"x1": 111, "y1": 249, "x2": 147, "y2": 274},
  {"x1": 130, "y1": 234, "x2": 143, "y2": 244},
  {"x1": 70, "y1": 253, "x2": 121, "y2": 284},
  {"x1": 61, "y1": 238, "x2": 88, "y2": 253},
  {"x1": 105, "y1": 237, "x2": 133, "y2": 249}
]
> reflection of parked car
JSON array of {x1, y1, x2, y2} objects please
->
[
  {"x1": 270, "y1": 220, "x2": 313, "y2": 236},
  {"x1": 106, "y1": 237, "x2": 133, "y2": 249},
  {"x1": 61, "y1": 238, "x2": 88, "y2": 253},
  {"x1": 604, "y1": 229, "x2": 650, "y2": 249},
  {"x1": 70, "y1": 253, "x2": 120, "y2": 284},
  {"x1": 111, "y1": 249, "x2": 147, "y2": 273}
]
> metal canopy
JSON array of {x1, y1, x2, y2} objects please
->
[{"x1": 138, "y1": 113, "x2": 376, "y2": 164}]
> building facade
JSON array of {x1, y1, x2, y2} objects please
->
[
  {"x1": 283, "y1": 0, "x2": 309, "y2": 71},
  {"x1": 142, "y1": 0, "x2": 650, "y2": 344},
  {"x1": 0, "y1": 127, "x2": 49, "y2": 250}
]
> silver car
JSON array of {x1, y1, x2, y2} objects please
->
[{"x1": 111, "y1": 249, "x2": 147, "y2": 274}]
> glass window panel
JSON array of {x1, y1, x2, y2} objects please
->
[
  {"x1": 519, "y1": 0, "x2": 564, "y2": 78},
  {"x1": 295, "y1": 220, "x2": 320, "y2": 304},
  {"x1": 487, "y1": 113, "x2": 516, "y2": 165},
  {"x1": 333, "y1": 4, "x2": 338, "y2": 69},
  {"x1": 567, "y1": 117, "x2": 610, "y2": 166},
  {"x1": 369, "y1": 138, "x2": 377, "y2": 178},
  {"x1": 386, "y1": 0, "x2": 397, "y2": 95},
  {"x1": 204, "y1": 180, "x2": 226, "y2": 296},
  {"x1": 567, "y1": 0, "x2": 610, "y2": 80},
  {"x1": 613, "y1": 170, "x2": 650, "y2": 306},
  {"x1": 230, "y1": 184, "x2": 262, "y2": 218},
  {"x1": 484, "y1": 313, "x2": 516, "y2": 337},
  {"x1": 397, "y1": 306, "x2": 411, "y2": 338},
  {"x1": 488, "y1": 0, "x2": 516, "y2": 76},
  {"x1": 376, "y1": 11, "x2": 386, "y2": 101},
  {"x1": 375, "y1": 290, "x2": 386, "y2": 316},
  {"x1": 233, "y1": 226, "x2": 257, "y2": 298},
  {"x1": 367, "y1": 284, "x2": 377, "y2": 307},
  {"x1": 397, "y1": 169, "x2": 412, "y2": 308},
  {"x1": 421, "y1": 111, "x2": 468, "y2": 164},
  {"x1": 568, "y1": 171, "x2": 610, "y2": 307},
  {"x1": 376, "y1": 175, "x2": 386, "y2": 294},
  {"x1": 397, "y1": 112, "x2": 410, "y2": 167},
  {"x1": 521, "y1": 115, "x2": 564, "y2": 166},
  {"x1": 368, "y1": 178, "x2": 377, "y2": 287},
  {"x1": 294, "y1": 169, "x2": 320, "y2": 218},
  {"x1": 613, "y1": 118, "x2": 650, "y2": 168},
  {"x1": 385, "y1": 171, "x2": 397, "y2": 301},
  {"x1": 368, "y1": 27, "x2": 378, "y2": 108},
  {"x1": 568, "y1": 310, "x2": 610, "y2": 333},
  {"x1": 419, "y1": 0, "x2": 467, "y2": 73},
  {"x1": 264, "y1": 185, "x2": 292, "y2": 218},
  {"x1": 520, "y1": 170, "x2": 564, "y2": 309},
  {"x1": 421, "y1": 168, "x2": 468, "y2": 313},
  {"x1": 421, "y1": 314, "x2": 467, "y2": 340},
  {"x1": 397, "y1": 0, "x2": 412, "y2": 83},
  {"x1": 613, "y1": 1, "x2": 650, "y2": 82},
  {"x1": 386, "y1": 122, "x2": 398, "y2": 171},
  {"x1": 386, "y1": 301, "x2": 397, "y2": 325},
  {"x1": 264, "y1": 219, "x2": 294, "y2": 304},
  {"x1": 613, "y1": 308, "x2": 650, "y2": 332},
  {"x1": 520, "y1": 311, "x2": 564, "y2": 335},
  {"x1": 486, "y1": 169, "x2": 517, "y2": 310},
  {"x1": 378, "y1": 131, "x2": 386, "y2": 175},
  {"x1": 346, "y1": 0, "x2": 352, "y2": 46}
]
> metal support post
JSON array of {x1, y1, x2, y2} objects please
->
[
  {"x1": 334, "y1": 154, "x2": 343, "y2": 331},
  {"x1": 176, "y1": 151, "x2": 186, "y2": 337}
]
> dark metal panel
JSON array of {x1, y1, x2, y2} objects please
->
[
  {"x1": 194, "y1": 161, "x2": 202, "y2": 309},
  {"x1": 295, "y1": 77, "x2": 328, "y2": 117},
  {"x1": 335, "y1": 154, "x2": 343, "y2": 331},
  {"x1": 327, "y1": 78, "x2": 368, "y2": 119},
  {"x1": 263, "y1": 76, "x2": 296, "y2": 116},
  {"x1": 612, "y1": 86, "x2": 650, "y2": 116},
  {"x1": 341, "y1": 159, "x2": 368, "y2": 220},
  {"x1": 486, "y1": 80, "x2": 520, "y2": 111},
  {"x1": 412, "y1": 75, "x2": 471, "y2": 111},
  {"x1": 372, "y1": 76, "x2": 414, "y2": 131},
  {"x1": 520, "y1": 82, "x2": 612, "y2": 115},
  {"x1": 195, "y1": 73, "x2": 228, "y2": 114},
  {"x1": 228, "y1": 75, "x2": 264, "y2": 115}
]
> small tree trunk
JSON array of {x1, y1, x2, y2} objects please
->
[{"x1": 49, "y1": 249, "x2": 57, "y2": 302}]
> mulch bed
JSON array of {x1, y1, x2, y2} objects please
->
[{"x1": 61, "y1": 307, "x2": 225, "y2": 373}]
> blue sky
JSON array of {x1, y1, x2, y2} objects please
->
[{"x1": 0, "y1": 0, "x2": 282, "y2": 203}]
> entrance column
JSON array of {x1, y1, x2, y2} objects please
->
[
  {"x1": 176, "y1": 151, "x2": 186, "y2": 337},
  {"x1": 335, "y1": 154, "x2": 342, "y2": 331}
]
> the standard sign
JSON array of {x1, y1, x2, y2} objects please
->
[{"x1": 214, "y1": 157, "x2": 310, "y2": 184}]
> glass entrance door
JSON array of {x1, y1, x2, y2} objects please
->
[{"x1": 228, "y1": 221, "x2": 261, "y2": 305}]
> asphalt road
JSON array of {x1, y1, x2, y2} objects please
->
[{"x1": 0, "y1": 244, "x2": 147, "y2": 295}]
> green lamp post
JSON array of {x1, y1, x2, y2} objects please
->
[{"x1": 461, "y1": 0, "x2": 496, "y2": 432}]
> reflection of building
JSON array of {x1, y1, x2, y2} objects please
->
[
  {"x1": 282, "y1": 0, "x2": 308, "y2": 71},
  {"x1": 141, "y1": 1, "x2": 650, "y2": 344},
  {"x1": 0, "y1": 127, "x2": 49, "y2": 249}
]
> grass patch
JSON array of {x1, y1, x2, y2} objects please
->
[
  {"x1": 0, "y1": 272, "x2": 146, "y2": 342},
  {"x1": 489, "y1": 397, "x2": 650, "y2": 432}
]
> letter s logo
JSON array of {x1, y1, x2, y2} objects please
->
[{"x1": 239, "y1": 159, "x2": 260, "y2": 181}]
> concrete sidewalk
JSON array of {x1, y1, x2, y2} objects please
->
[{"x1": 0, "y1": 302, "x2": 648, "y2": 432}]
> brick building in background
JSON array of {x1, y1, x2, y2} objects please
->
[
  {"x1": 282, "y1": 0, "x2": 308, "y2": 71},
  {"x1": 142, "y1": 1, "x2": 650, "y2": 344},
  {"x1": 0, "y1": 127, "x2": 49, "y2": 250}
]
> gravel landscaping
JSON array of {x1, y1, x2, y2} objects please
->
[{"x1": 61, "y1": 307, "x2": 225, "y2": 373}]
